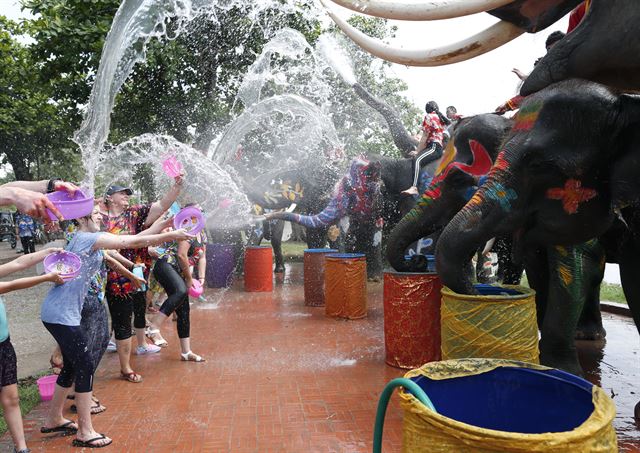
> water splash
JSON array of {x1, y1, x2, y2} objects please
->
[
  {"x1": 316, "y1": 33, "x2": 357, "y2": 86},
  {"x1": 96, "y1": 134, "x2": 252, "y2": 229}
]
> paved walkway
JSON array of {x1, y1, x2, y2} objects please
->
[{"x1": 2, "y1": 261, "x2": 639, "y2": 452}]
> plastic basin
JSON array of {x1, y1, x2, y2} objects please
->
[
  {"x1": 43, "y1": 251, "x2": 82, "y2": 280},
  {"x1": 37, "y1": 375, "x2": 58, "y2": 401},
  {"x1": 45, "y1": 190, "x2": 94, "y2": 221},
  {"x1": 174, "y1": 206, "x2": 205, "y2": 235}
]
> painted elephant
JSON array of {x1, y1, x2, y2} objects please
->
[
  {"x1": 436, "y1": 80, "x2": 640, "y2": 374},
  {"x1": 267, "y1": 156, "x2": 425, "y2": 279}
]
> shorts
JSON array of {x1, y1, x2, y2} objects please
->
[{"x1": 0, "y1": 337, "x2": 18, "y2": 388}]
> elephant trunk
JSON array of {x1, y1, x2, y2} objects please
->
[
  {"x1": 352, "y1": 83, "x2": 418, "y2": 155},
  {"x1": 269, "y1": 196, "x2": 341, "y2": 229},
  {"x1": 387, "y1": 199, "x2": 438, "y2": 272}
]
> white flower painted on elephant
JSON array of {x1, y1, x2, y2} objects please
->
[{"x1": 373, "y1": 231, "x2": 382, "y2": 247}]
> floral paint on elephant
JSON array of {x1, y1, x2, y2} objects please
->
[
  {"x1": 551, "y1": 240, "x2": 598, "y2": 304},
  {"x1": 261, "y1": 179, "x2": 305, "y2": 205},
  {"x1": 546, "y1": 179, "x2": 597, "y2": 214}
]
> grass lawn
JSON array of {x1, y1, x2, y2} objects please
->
[
  {"x1": 520, "y1": 274, "x2": 627, "y2": 305},
  {"x1": 0, "y1": 375, "x2": 43, "y2": 437},
  {"x1": 280, "y1": 241, "x2": 308, "y2": 260}
]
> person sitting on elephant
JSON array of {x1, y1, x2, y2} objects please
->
[{"x1": 402, "y1": 101, "x2": 449, "y2": 196}]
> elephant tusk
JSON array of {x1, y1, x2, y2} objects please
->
[
  {"x1": 482, "y1": 237, "x2": 496, "y2": 255},
  {"x1": 327, "y1": 0, "x2": 515, "y2": 21},
  {"x1": 321, "y1": 0, "x2": 524, "y2": 67}
]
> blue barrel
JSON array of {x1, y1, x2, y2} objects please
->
[{"x1": 206, "y1": 243, "x2": 235, "y2": 288}]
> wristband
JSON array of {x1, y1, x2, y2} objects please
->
[{"x1": 47, "y1": 178, "x2": 62, "y2": 193}]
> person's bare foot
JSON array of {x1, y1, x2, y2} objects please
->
[{"x1": 401, "y1": 186, "x2": 419, "y2": 196}]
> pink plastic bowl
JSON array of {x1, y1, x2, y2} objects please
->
[
  {"x1": 45, "y1": 189, "x2": 94, "y2": 221},
  {"x1": 162, "y1": 155, "x2": 184, "y2": 178},
  {"x1": 174, "y1": 206, "x2": 205, "y2": 235},
  {"x1": 189, "y1": 280, "x2": 203, "y2": 298},
  {"x1": 43, "y1": 251, "x2": 82, "y2": 280},
  {"x1": 37, "y1": 374, "x2": 58, "y2": 401}
]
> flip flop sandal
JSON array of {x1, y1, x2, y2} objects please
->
[
  {"x1": 70, "y1": 402, "x2": 106, "y2": 415},
  {"x1": 40, "y1": 420, "x2": 78, "y2": 434},
  {"x1": 181, "y1": 351, "x2": 205, "y2": 362},
  {"x1": 120, "y1": 371, "x2": 143, "y2": 383},
  {"x1": 72, "y1": 434, "x2": 112, "y2": 448}
]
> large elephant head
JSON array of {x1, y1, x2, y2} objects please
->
[
  {"x1": 523, "y1": 0, "x2": 640, "y2": 94},
  {"x1": 268, "y1": 157, "x2": 383, "y2": 228},
  {"x1": 386, "y1": 113, "x2": 511, "y2": 272},
  {"x1": 437, "y1": 80, "x2": 640, "y2": 294}
]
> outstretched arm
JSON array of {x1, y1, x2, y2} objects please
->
[
  {"x1": 0, "y1": 247, "x2": 63, "y2": 278},
  {"x1": 0, "y1": 272, "x2": 64, "y2": 295},
  {"x1": 94, "y1": 229, "x2": 191, "y2": 251},
  {"x1": 104, "y1": 253, "x2": 145, "y2": 290},
  {"x1": 104, "y1": 250, "x2": 135, "y2": 269}
]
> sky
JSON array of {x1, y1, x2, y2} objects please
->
[{"x1": 2, "y1": 0, "x2": 568, "y2": 115}]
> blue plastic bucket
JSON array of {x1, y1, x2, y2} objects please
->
[{"x1": 409, "y1": 366, "x2": 594, "y2": 433}]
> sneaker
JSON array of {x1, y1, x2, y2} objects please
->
[
  {"x1": 106, "y1": 341, "x2": 117, "y2": 353},
  {"x1": 135, "y1": 344, "x2": 161, "y2": 355}
]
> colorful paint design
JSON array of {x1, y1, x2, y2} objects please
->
[
  {"x1": 484, "y1": 181, "x2": 518, "y2": 212},
  {"x1": 546, "y1": 179, "x2": 597, "y2": 214},
  {"x1": 262, "y1": 180, "x2": 304, "y2": 205},
  {"x1": 512, "y1": 100, "x2": 543, "y2": 132}
]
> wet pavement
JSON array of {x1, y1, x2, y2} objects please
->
[{"x1": 0, "y1": 259, "x2": 638, "y2": 452}]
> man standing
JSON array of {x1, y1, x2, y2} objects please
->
[{"x1": 14, "y1": 211, "x2": 36, "y2": 255}]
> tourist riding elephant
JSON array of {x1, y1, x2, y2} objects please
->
[{"x1": 436, "y1": 80, "x2": 640, "y2": 374}]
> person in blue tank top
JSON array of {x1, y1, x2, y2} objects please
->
[
  {"x1": 40, "y1": 206, "x2": 191, "y2": 449},
  {"x1": 0, "y1": 248, "x2": 65, "y2": 453}
]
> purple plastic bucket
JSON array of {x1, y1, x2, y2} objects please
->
[
  {"x1": 174, "y1": 206, "x2": 205, "y2": 235},
  {"x1": 43, "y1": 251, "x2": 82, "y2": 280},
  {"x1": 206, "y1": 243, "x2": 235, "y2": 288},
  {"x1": 45, "y1": 190, "x2": 94, "y2": 221},
  {"x1": 37, "y1": 374, "x2": 58, "y2": 401}
]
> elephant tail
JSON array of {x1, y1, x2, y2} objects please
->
[{"x1": 269, "y1": 197, "x2": 341, "y2": 229}]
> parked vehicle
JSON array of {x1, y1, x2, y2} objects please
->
[{"x1": 0, "y1": 212, "x2": 17, "y2": 249}]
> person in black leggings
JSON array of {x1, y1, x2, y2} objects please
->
[{"x1": 146, "y1": 224, "x2": 204, "y2": 362}]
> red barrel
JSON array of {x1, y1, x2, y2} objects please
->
[
  {"x1": 383, "y1": 271, "x2": 442, "y2": 368},
  {"x1": 325, "y1": 253, "x2": 367, "y2": 319},
  {"x1": 303, "y1": 248, "x2": 338, "y2": 307},
  {"x1": 244, "y1": 246, "x2": 273, "y2": 292}
]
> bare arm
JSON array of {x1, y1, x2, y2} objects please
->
[
  {"x1": 2, "y1": 180, "x2": 49, "y2": 193},
  {"x1": 197, "y1": 244, "x2": 206, "y2": 283},
  {"x1": 104, "y1": 250, "x2": 135, "y2": 269},
  {"x1": 177, "y1": 239, "x2": 193, "y2": 288},
  {"x1": 0, "y1": 247, "x2": 63, "y2": 278},
  {"x1": 145, "y1": 175, "x2": 184, "y2": 227},
  {"x1": 137, "y1": 216, "x2": 174, "y2": 237},
  {"x1": 94, "y1": 229, "x2": 190, "y2": 251},
  {"x1": 0, "y1": 272, "x2": 64, "y2": 294},
  {"x1": 104, "y1": 253, "x2": 145, "y2": 289}
]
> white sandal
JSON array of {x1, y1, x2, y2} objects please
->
[
  {"x1": 145, "y1": 329, "x2": 168, "y2": 347},
  {"x1": 181, "y1": 351, "x2": 205, "y2": 362}
]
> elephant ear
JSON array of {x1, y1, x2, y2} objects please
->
[{"x1": 619, "y1": 94, "x2": 640, "y2": 128}]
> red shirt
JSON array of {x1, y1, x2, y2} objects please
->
[
  {"x1": 421, "y1": 112, "x2": 445, "y2": 147},
  {"x1": 567, "y1": 1, "x2": 590, "y2": 33}
]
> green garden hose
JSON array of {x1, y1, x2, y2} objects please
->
[{"x1": 373, "y1": 378, "x2": 437, "y2": 453}]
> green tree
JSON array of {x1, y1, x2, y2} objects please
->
[{"x1": 0, "y1": 16, "x2": 78, "y2": 181}]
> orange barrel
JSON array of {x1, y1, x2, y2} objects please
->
[
  {"x1": 244, "y1": 246, "x2": 273, "y2": 292},
  {"x1": 383, "y1": 271, "x2": 442, "y2": 369},
  {"x1": 303, "y1": 248, "x2": 338, "y2": 307},
  {"x1": 325, "y1": 253, "x2": 367, "y2": 319}
]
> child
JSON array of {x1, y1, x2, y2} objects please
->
[
  {"x1": 40, "y1": 206, "x2": 190, "y2": 448},
  {"x1": 0, "y1": 247, "x2": 65, "y2": 453}
]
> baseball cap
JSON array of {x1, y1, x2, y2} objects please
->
[{"x1": 105, "y1": 185, "x2": 133, "y2": 196}]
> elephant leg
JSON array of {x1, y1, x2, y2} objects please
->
[
  {"x1": 618, "y1": 239, "x2": 640, "y2": 337},
  {"x1": 524, "y1": 247, "x2": 549, "y2": 331},
  {"x1": 306, "y1": 226, "x2": 328, "y2": 249},
  {"x1": 575, "y1": 240, "x2": 607, "y2": 340},
  {"x1": 539, "y1": 241, "x2": 600, "y2": 376},
  {"x1": 495, "y1": 236, "x2": 524, "y2": 285},
  {"x1": 270, "y1": 220, "x2": 285, "y2": 273}
]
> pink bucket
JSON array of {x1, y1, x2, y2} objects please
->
[
  {"x1": 189, "y1": 280, "x2": 203, "y2": 298},
  {"x1": 162, "y1": 155, "x2": 184, "y2": 178},
  {"x1": 37, "y1": 375, "x2": 58, "y2": 401}
]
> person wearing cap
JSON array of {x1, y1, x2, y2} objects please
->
[{"x1": 102, "y1": 175, "x2": 184, "y2": 383}]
